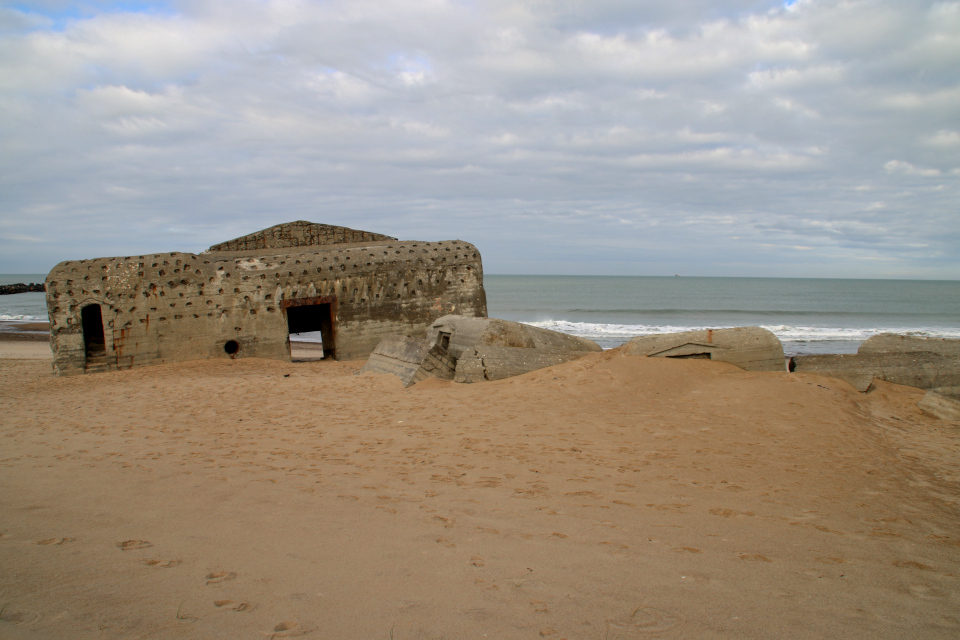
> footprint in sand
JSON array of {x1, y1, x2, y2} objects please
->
[
  {"x1": 0, "y1": 606, "x2": 41, "y2": 627},
  {"x1": 141, "y1": 559, "x2": 181, "y2": 568},
  {"x1": 116, "y1": 540, "x2": 153, "y2": 550},
  {"x1": 37, "y1": 537, "x2": 74, "y2": 545},
  {"x1": 205, "y1": 571, "x2": 238, "y2": 586},
  {"x1": 214, "y1": 600, "x2": 254, "y2": 611},
  {"x1": 738, "y1": 553, "x2": 772, "y2": 562},
  {"x1": 605, "y1": 606, "x2": 681, "y2": 638},
  {"x1": 269, "y1": 620, "x2": 316, "y2": 638}
]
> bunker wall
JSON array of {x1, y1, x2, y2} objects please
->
[{"x1": 46, "y1": 240, "x2": 486, "y2": 375}]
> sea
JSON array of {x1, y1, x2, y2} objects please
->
[{"x1": 3, "y1": 273, "x2": 958, "y2": 356}]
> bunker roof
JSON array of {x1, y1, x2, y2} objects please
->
[{"x1": 207, "y1": 221, "x2": 397, "y2": 253}]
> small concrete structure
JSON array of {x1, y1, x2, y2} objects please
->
[
  {"x1": 622, "y1": 327, "x2": 786, "y2": 372},
  {"x1": 790, "y1": 334, "x2": 960, "y2": 392},
  {"x1": 360, "y1": 335, "x2": 456, "y2": 387},
  {"x1": 45, "y1": 221, "x2": 487, "y2": 375}
]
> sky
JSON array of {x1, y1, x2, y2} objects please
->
[{"x1": 0, "y1": 0, "x2": 958, "y2": 278}]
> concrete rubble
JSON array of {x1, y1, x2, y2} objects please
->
[
  {"x1": 359, "y1": 335, "x2": 456, "y2": 388},
  {"x1": 362, "y1": 316, "x2": 602, "y2": 386},
  {"x1": 429, "y1": 315, "x2": 602, "y2": 384},
  {"x1": 428, "y1": 315, "x2": 602, "y2": 358},
  {"x1": 622, "y1": 327, "x2": 787, "y2": 372},
  {"x1": 790, "y1": 333, "x2": 960, "y2": 392},
  {"x1": 453, "y1": 345, "x2": 597, "y2": 383}
]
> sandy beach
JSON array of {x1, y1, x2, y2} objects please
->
[{"x1": 1, "y1": 343, "x2": 959, "y2": 639}]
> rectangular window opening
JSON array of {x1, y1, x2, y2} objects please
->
[{"x1": 284, "y1": 298, "x2": 336, "y2": 360}]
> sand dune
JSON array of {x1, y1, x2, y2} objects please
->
[{"x1": 1, "y1": 348, "x2": 958, "y2": 639}]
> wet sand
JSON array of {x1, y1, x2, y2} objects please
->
[
  {"x1": 1, "y1": 345, "x2": 958, "y2": 639},
  {"x1": 0, "y1": 321, "x2": 50, "y2": 342}
]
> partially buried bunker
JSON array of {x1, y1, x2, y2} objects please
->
[{"x1": 45, "y1": 221, "x2": 487, "y2": 375}]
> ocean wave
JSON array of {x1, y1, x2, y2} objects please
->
[
  {"x1": 525, "y1": 320, "x2": 960, "y2": 344},
  {"x1": 544, "y1": 308, "x2": 960, "y2": 318},
  {"x1": 0, "y1": 314, "x2": 46, "y2": 322}
]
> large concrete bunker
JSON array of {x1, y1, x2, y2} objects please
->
[{"x1": 45, "y1": 221, "x2": 487, "y2": 375}]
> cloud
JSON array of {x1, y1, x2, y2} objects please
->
[
  {"x1": 0, "y1": 0, "x2": 958, "y2": 278},
  {"x1": 884, "y1": 160, "x2": 942, "y2": 177}
]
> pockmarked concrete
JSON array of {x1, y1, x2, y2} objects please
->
[
  {"x1": 623, "y1": 327, "x2": 787, "y2": 372},
  {"x1": 46, "y1": 222, "x2": 486, "y2": 376}
]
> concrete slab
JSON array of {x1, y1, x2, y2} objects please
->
[
  {"x1": 791, "y1": 335, "x2": 960, "y2": 392},
  {"x1": 360, "y1": 335, "x2": 456, "y2": 387},
  {"x1": 453, "y1": 346, "x2": 596, "y2": 383}
]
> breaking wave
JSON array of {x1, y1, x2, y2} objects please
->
[{"x1": 525, "y1": 320, "x2": 960, "y2": 354}]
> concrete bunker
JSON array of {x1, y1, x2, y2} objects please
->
[{"x1": 45, "y1": 221, "x2": 487, "y2": 375}]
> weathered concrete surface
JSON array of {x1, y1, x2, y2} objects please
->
[
  {"x1": 930, "y1": 386, "x2": 960, "y2": 400},
  {"x1": 46, "y1": 224, "x2": 487, "y2": 376},
  {"x1": 453, "y1": 346, "x2": 596, "y2": 383},
  {"x1": 917, "y1": 391, "x2": 960, "y2": 421},
  {"x1": 360, "y1": 335, "x2": 456, "y2": 387},
  {"x1": 790, "y1": 335, "x2": 960, "y2": 392},
  {"x1": 209, "y1": 221, "x2": 396, "y2": 252},
  {"x1": 859, "y1": 333, "x2": 960, "y2": 358},
  {"x1": 623, "y1": 327, "x2": 786, "y2": 372},
  {"x1": 429, "y1": 315, "x2": 602, "y2": 359}
]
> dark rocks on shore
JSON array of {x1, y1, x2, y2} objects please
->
[{"x1": 0, "y1": 283, "x2": 45, "y2": 295}]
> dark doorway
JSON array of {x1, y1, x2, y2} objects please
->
[
  {"x1": 81, "y1": 304, "x2": 107, "y2": 369},
  {"x1": 283, "y1": 297, "x2": 336, "y2": 360}
]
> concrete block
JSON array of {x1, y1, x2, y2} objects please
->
[
  {"x1": 859, "y1": 334, "x2": 960, "y2": 357},
  {"x1": 623, "y1": 327, "x2": 786, "y2": 372},
  {"x1": 454, "y1": 346, "x2": 595, "y2": 383},
  {"x1": 429, "y1": 315, "x2": 602, "y2": 358},
  {"x1": 360, "y1": 335, "x2": 456, "y2": 387},
  {"x1": 917, "y1": 391, "x2": 960, "y2": 421},
  {"x1": 790, "y1": 352, "x2": 960, "y2": 392}
]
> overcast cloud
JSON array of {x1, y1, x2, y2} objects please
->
[{"x1": 1, "y1": 0, "x2": 958, "y2": 277}]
